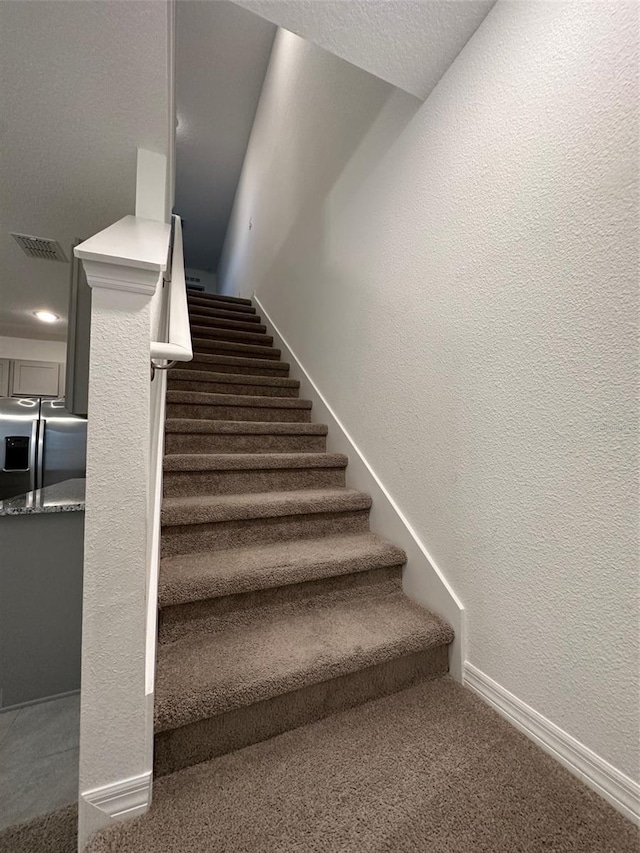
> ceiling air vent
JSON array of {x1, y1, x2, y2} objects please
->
[{"x1": 11, "y1": 233, "x2": 68, "y2": 262}]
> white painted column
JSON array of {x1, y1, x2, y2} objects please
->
[
  {"x1": 74, "y1": 216, "x2": 170, "y2": 849},
  {"x1": 135, "y1": 148, "x2": 168, "y2": 223}
]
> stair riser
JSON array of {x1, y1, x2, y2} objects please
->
[
  {"x1": 158, "y1": 565, "x2": 402, "y2": 644},
  {"x1": 182, "y1": 358, "x2": 289, "y2": 377},
  {"x1": 166, "y1": 403, "x2": 311, "y2": 423},
  {"x1": 167, "y1": 379, "x2": 299, "y2": 398},
  {"x1": 188, "y1": 297, "x2": 256, "y2": 315},
  {"x1": 193, "y1": 339, "x2": 281, "y2": 360},
  {"x1": 153, "y1": 646, "x2": 448, "y2": 775},
  {"x1": 190, "y1": 326, "x2": 273, "y2": 346},
  {"x1": 164, "y1": 433, "x2": 327, "y2": 454},
  {"x1": 160, "y1": 510, "x2": 370, "y2": 557},
  {"x1": 188, "y1": 315, "x2": 267, "y2": 334},
  {"x1": 163, "y1": 467, "x2": 346, "y2": 498}
]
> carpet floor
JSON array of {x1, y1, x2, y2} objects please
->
[
  {"x1": 0, "y1": 803, "x2": 76, "y2": 853},
  {"x1": 84, "y1": 677, "x2": 637, "y2": 852},
  {"x1": 4, "y1": 680, "x2": 636, "y2": 852}
]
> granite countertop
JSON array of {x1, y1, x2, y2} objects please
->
[{"x1": 0, "y1": 478, "x2": 86, "y2": 516}]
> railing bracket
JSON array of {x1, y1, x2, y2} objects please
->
[{"x1": 150, "y1": 359, "x2": 177, "y2": 381}]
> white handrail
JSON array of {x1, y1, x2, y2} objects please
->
[{"x1": 150, "y1": 215, "x2": 193, "y2": 362}]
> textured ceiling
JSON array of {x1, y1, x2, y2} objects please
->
[
  {"x1": 234, "y1": 0, "x2": 496, "y2": 100},
  {"x1": 0, "y1": 0, "x2": 170, "y2": 342},
  {"x1": 174, "y1": 1, "x2": 276, "y2": 272}
]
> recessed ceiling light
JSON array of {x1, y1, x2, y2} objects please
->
[{"x1": 33, "y1": 310, "x2": 59, "y2": 323}]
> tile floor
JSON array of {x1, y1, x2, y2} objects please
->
[{"x1": 0, "y1": 693, "x2": 79, "y2": 830}]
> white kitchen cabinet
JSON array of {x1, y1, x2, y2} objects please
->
[
  {"x1": 10, "y1": 360, "x2": 61, "y2": 397},
  {"x1": 0, "y1": 359, "x2": 9, "y2": 396}
]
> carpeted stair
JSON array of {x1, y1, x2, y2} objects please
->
[
  {"x1": 154, "y1": 288, "x2": 454, "y2": 776},
  {"x1": 10, "y1": 289, "x2": 637, "y2": 853}
]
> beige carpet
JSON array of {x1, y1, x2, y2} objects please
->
[
  {"x1": 5, "y1": 681, "x2": 636, "y2": 852},
  {"x1": 0, "y1": 803, "x2": 76, "y2": 853},
  {"x1": 85, "y1": 677, "x2": 638, "y2": 852}
]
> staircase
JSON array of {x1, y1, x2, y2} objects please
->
[{"x1": 154, "y1": 289, "x2": 454, "y2": 776}]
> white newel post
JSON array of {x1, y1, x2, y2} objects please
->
[{"x1": 75, "y1": 217, "x2": 171, "y2": 849}]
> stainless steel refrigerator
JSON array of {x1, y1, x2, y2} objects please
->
[{"x1": 0, "y1": 397, "x2": 87, "y2": 500}]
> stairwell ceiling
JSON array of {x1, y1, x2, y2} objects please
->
[
  {"x1": 234, "y1": 0, "x2": 497, "y2": 100},
  {"x1": 174, "y1": 1, "x2": 276, "y2": 273},
  {"x1": 0, "y1": 1, "x2": 170, "y2": 343}
]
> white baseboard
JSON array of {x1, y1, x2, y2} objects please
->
[
  {"x1": 82, "y1": 770, "x2": 151, "y2": 820},
  {"x1": 79, "y1": 770, "x2": 152, "y2": 849},
  {"x1": 464, "y1": 662, "x2": 640, "y2": 825},
  {"x1": 254, "y1": 294, "x2": 465, "y2": 679}
]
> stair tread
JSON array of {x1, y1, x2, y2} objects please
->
[
  {"x1": 161, "y1": 487, "x2": 372, "y2": 526},
  {"x1": 166, "y1": 390, "x2": 311, "y2": 409},
  {"x1": 164, "y1": 419, "x2": 328, "y2": 435},
  {"x1": 159, "y1": 532, "x2": 406, "y2": 607},
  {"x1": 188, "y1": 297, "x2": 256, "y2": 315},
  {"x1": 163, "y1": 452, "x2": 348, "y2": 472},
  {"x1": 187, "y1": 290, "x2": 252, "y2": 306},
  {"x1": 193, "y1": 338, "x2": 280, "y2": 359},
  {"x1": 188, "y1": 314, "x2": 266, "y2": 333},
  {"x1": 190, "y1": 325, "x2": 272, "y2": 344},
  {"x1": 188, "y1": 353, "x2": 289, "y2": 372},
  {"x1": 187, "y1": 306, "x2": 263, "y2": 323},
  {"x1": 154, "y1": 589, "x2": 452, "y2": 731},
  {"x1": 169, "y1": 370, "x2": 299, "y2": 388}
]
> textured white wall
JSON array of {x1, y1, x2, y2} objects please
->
[
  {"x1": 185, "y1": 268, "x2": 218, "y2": 295},
  {"x1": 220, "y1": 2, "x2": 639, "y2": 783}
]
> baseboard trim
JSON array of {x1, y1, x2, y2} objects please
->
[
  {"x1": 464, "y1": 662, "x2": 640, "y2": 825},
  {"x1": 82, "y1": 770, "x2": 152, "y2": 822},
  {"x1": 254, "y1": 294, "x2": 465, "y2": 679}
]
